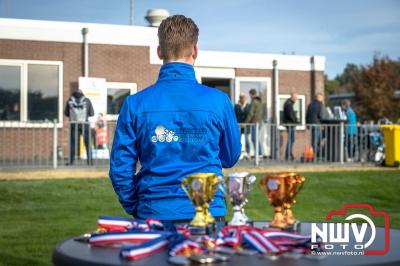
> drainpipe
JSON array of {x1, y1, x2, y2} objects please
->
[
  {"x1": 82, "y1": 28, "x2": 89, "y2": 77},
  {"x1": 310, "y1": 56, "x2": 316, "y2": 97},
  {"x1": 273, "y1": 59, "x2": 280, "y2": 161}
]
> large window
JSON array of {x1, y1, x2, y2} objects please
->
[
  {"x1": 278, "y1": 94, "x2": 306, "y2": 130},
  {"x1": 28, "y1": 64, "x2": 59, "y2": 121},
  {"x1": 0, "y1": 60, "x2": 62, "y2": 124},
  {"x1": 105, "y1": 82, "x2": 137, "y2": 120},
  {"x1": 0, "y1": 65, "x2": 21, "y2": 120},
  {"x1": 107, "y1": 88, "x2": 130, "y2": 115}
]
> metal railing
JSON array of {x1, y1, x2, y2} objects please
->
[
  {"x1": 0, "y1": 121, "x2": 384, "y2": 168},
  {"x1": 236, "y1": 122, "x2": 384, "y2": 166}
]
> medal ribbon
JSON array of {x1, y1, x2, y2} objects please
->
[
  {"x1": 89, "y1": 231, "x2": 168, "y2": 246},
  {"x1": 121, "y1": 235, "x2": 169, "y2": 260}
]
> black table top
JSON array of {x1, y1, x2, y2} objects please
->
[{"x1": 53, "y1": 221, "x2": 400, "y2": 266}]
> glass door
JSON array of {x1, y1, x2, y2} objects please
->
[{"x1": 234, "y1": 77, "x2": 272, "y2": 156}]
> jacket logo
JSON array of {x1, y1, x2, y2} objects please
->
[{"x1": 151, "y1": 125, "x2": 179, "y2": 143}]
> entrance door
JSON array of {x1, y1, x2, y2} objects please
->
[{"x1": 234, "y1": 77, "x2": 272, "y2": 156}]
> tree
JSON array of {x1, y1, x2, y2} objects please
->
[
  {"x1": 352, "y1": 55, "x2": 400, "y2": 122},
  {"x1": 325, "y1": 74, "x2": 340, "y2": 96},
  {"x1": 336, "y1": 63, "x2": 360, "y2": 87}
]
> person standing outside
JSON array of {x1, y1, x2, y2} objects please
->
[
  {"x1": 235, "y1": 94, "x2": 250, "y2": 158},
  {"x1": 341, "y1": 99, "x2": 358, "y2": 161},
  {"x1": 283, "y1": 93, "x2": 298, "y2": 161},
  {"x1": 306, "y1": 93, "x2": 324, "y2": 158},
  {"x1": 64, "y1": 89, "x2": 94, "y2": 165},
  {"x1": 109, "y1": 15, "x2": 241, "y2": 222},
  {"x1": 245, "y1": 89, "x2": 263, "y2": 157}
]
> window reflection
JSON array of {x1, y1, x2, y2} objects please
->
[
  {"x1": 279, "y1": 96, "x2": 303, "y2": 125},
  {"x1": 107, "y1": 88, "x2": 130, "y2": 115},
  {"x1": 28, "y1": 64, "x2": 59, "y2": 121},
  {"x1": 0, "y1": 65, "x2": 21, "y2": 121}
]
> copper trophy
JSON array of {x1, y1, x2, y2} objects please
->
[{"x1": 260, "y1": 172, "x2": 305, "y2": 231}]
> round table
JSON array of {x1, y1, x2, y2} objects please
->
[{"x1": 53, "y1": 221, "x2": 400, "y2": 266}]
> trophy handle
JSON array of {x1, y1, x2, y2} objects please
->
[
  {"x1": 291, "y1": 175, "x2": 305, "y2": 197},
  {"x1": 215, "y1": 176, "x2": 226, "y2": 195},
  {"x1": 181, "y1": 178, "x2": 191, "y2": 198},
  {"x1": 259, "y1": 176, "x2": 269, "y2": 195},
  {"x1": 296, "y1": 175, "x2": 305, "y2": 192}
]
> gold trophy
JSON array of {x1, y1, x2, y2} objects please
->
[
  {"x1": 260, "y1": 172, "x2": 305, "y2": 231},
  {"x1": 181, "y1": 173, "x2": 223, "y2": 234},
  {"x1": 283, "y1": 173, "x2": 305, "y2": 227}
]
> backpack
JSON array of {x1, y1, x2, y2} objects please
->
[{"x1": 69, "y1": 96, "x2": 88, "y2": 122}]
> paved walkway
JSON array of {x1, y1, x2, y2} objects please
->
[{"x1": 0, "y1": 163, "x2": 398, "y2": 180}]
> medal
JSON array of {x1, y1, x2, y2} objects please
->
[
  {"x1": 168, "y1": 256, "x2": 190, "y2": 265},
  {"x1": 188, "y1": 254, "x2": 219, "y2": 264}
]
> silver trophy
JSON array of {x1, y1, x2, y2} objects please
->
[{"x1": 226, "y1": 172, "x2": 256, "y2": 225}]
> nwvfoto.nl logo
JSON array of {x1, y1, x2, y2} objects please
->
[{"x1": 311, "y1": 204, "x2": 390, "y2": 255}]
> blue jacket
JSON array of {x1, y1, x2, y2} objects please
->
[
  {"x1": 346, "y1": 107, "x2": 357, "y2": 136},
  {"x1": 109, "y1": 62, "x2": 241, "y2": 220}
]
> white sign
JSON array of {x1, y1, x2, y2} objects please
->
[{"x1": 79, "y1": 77, "x2": 107, "y2": 121}]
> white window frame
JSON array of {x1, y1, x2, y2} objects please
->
[
  {"x1": 106, "y1": 82, "x2": 137, "y2": 121},
  {"x1": 278, "y1": 94, "x2": 306, "y2": 130},
  {"x1": 0, "y1": 59, "x2": 63, "y2": 128},
  {"x1": 234, "y1": 77, "x2": 272, "y2": 121}
]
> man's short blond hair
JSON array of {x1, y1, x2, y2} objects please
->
[{"x1": 158, "y1": 15, "x2": 199, "y2": 61}]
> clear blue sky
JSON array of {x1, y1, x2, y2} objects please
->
[{"x1": 1, "y1": 0, "x2": 399, "y2": 78}]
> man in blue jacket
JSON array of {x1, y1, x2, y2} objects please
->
[{"x1": 109, "y1": 15, "x2": 241, "y2": 222}]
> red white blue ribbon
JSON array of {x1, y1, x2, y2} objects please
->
[
  {"x1": 89, "y1": 231, "x2": 166, "y2": 246},
  {"x1": 242, "y1": 230, "x2": 282, "y2": 253},
  {"x1": 168, "y1": 234, "x2": 202, "y2": 256},
  {"x1": 90, "y1": 216, "x2": 323, "y2": 260},
  {"x1": 97, "y1": 216, "x2": 165, "y2": 232},
  {"x1": 97, "y1": 216, "x2": 137, "y2": 232},
  {"x1": 121, "y1": 235, "x2": 169, "y2": 260}
]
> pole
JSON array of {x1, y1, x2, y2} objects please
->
[
  {"x1": 273, "y1": 59, "x2": 280, "y2": 161},
  {"x1": 82, "y1": 28, "x2": 89, "y2": 77},
  {"x1": 255, "y1": 123, "x2": 259, "y2": 166},
  {"x1": 130, "y1": 0, "x2": 135, "y2": 25},
  {"x1": 53, "y1": 120, "x2": 58, "y2": 169},
  {"x1": 340, "y1": 122, "x2": 344, "y2": 164}
]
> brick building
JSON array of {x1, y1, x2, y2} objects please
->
[{"x1": 0, "y1": 18, "x2": 325, "y2": 165}]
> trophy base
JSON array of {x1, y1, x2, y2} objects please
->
[
  {"x1": 283, "y1": 221, "x2": 301, "y2": 233},
  {"x1": 264, "y1": 221, "x2": 301, "y2": 233},
  {"x1": 189, "y1": 223, "x2": 216, "y2": 235},
  {"x1": 246, "y1": 220, "x2": 254, "y2": 226}
]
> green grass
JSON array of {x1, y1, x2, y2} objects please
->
[{"x1": 0, "y1": 170, "x2": 399, "y2": 266}]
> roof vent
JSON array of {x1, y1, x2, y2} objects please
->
[{"x1": 145, "y1": 9, "x2": 170, "y2": 27}]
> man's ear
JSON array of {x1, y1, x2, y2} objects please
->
[
  {"x1": 192, "y1": 45, "x2": 198, "y2": 60},
  {"x1": 157, "y1": 46, "x2": 163, "y2": 60}
]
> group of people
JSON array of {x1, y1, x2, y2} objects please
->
[
  {"x1": 234, "y1": 90, "x2": 358, "y2": 161},
  {"x1": 234, "y1": 89, "x2": 263, "y2": 159}
]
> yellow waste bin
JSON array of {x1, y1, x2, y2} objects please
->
[{"x1": 381, "y1": 125, "x2": 400, "y2": 167}]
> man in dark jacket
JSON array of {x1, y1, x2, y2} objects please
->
[
  {"x1": 306, "y1": 93, "x2": 324, "y2": 157},
  {"x1": 234, "y1": 95, "x2": 250, "y2": 123},
  {"x1": 64, "y1": 89, "x2": 94, "y2": 165},
  {"x1": 235, "y1": 95, "x2": 250, "y2": 158},
  {"x1": 283, "y1": 93, "x2": 298, "y2": 160},
  {"x1": 245, "y1": 89, "x2": 263, "y2": 156}
]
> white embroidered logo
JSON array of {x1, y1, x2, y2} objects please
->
[{"x1": 151, "y1": 125, "x2": 179, "y2": 143}]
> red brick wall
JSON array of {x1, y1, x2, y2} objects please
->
[
  {"x1": 0, "y1": 39, "x2": 324, "y2": 163},
  {"x1": 89, "y1": 44, "x2": 160, "y2": 89}
]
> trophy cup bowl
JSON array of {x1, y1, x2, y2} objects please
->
[
  {"x1": 181, "y1": 173, "x2": 223, "y2": 233},
  {"x1": 282, "y1": 172, "x2": 305, "y2": 227},
  {"x1": 226, "y1": 172, "x2": 256, "y2": 225},
  {"x1": 260, "y1": 172, "x2": 305, "y2": 231},
  {"x1": 259, "y1": 173, "x2": 288, "y2": 229}
]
